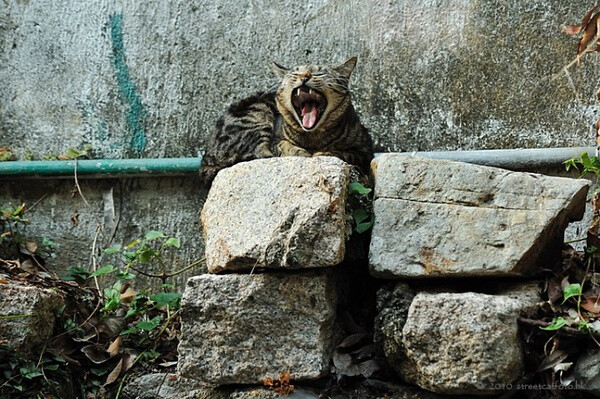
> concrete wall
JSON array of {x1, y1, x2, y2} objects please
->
[
  {"x1": 1, "y1": 177, "x2": 208, "y2": 288},
  {"x1": 1, "y1": 0, "x2": 598, "y2": 159},
  {"x1": 1, "y1": 1, "x2": 598, "y2": 289}
]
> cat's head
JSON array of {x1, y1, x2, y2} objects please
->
[{"x1": 272, "y1": 57, "x2": 357, "y2": 132}]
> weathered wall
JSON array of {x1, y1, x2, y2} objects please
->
[
  {"x1": 0, "y1": 177, "x2": 208, "y2": 287},
  {"x1": 0, "y1": 0, "x2": 598, "y2": 158}
]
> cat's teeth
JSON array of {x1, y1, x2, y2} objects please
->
[
  {"x1": 309, "y1": 89, "x2": 314, "y2": 95},
  {"x1": 296, "y1": 88, "x2": 300, "y2": 96}
]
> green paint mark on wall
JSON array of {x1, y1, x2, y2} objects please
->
[{"x1": 109, "y1": 13, "x2": 147, "y2": 157}]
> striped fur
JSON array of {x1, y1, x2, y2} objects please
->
[{"x1": 199, "y1": 57, "x2": 374, "y2": 184}]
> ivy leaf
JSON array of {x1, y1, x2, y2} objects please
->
[
  {"x1": 150, "y1": 292, "x2": 181, "y2": 308},
  {"x1": 138, "y1": 248, "x2": 158, "y2": 264},
  {"x1": 90, "y1": 265, "x2": 117, "y2": 278},
  {"x1": 356, "y1": 220, "x2": 374, "y2": 234},
  {"x1": 563, "y1": 283, "x2": 582, "y2": 303},
  {"x1": 540, "y1": 317, "x2": 568, "y2": 331},
  {"x1": 348, "y1": 182, "x2": 372, "y2": 196},
  {"x1": 103, "y1": 244, "x2": 122, "y2": 255},
  {"x1": 352, "y1": 208, "x2": 371, "y2": 224},
  {"x1": 144, "y1": 231, "x2": 166, "y2": 241},
  {"x1": 164, "y1": 237, "x2": 180, "y2": 248}
]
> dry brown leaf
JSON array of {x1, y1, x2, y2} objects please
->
[
  {"x1": 338, "y1": 332, "x2": 368, "y2": 348},
  {"x1": 20, "y1": 259, "x2": 37, "y2": 273},
  {"x1": 81, "y1": 344, "x2": 110, "y2": 364},
  {"x1": 582, "y1": 6, "x2": 599, "y2": 29},
  {"x1": 107, "y1": 336, "x2": 122, "y2": 357},
  {"x1": 547, "y1": 278, "x2": 563, "y2": 304},
  {"x1": 563, "y1": 25, "x2": 582, "y2": 35},
  {"x1": 122, "y1": 353, "x2": 135, "y2": 373},
  {"x1": 104, "y1": 358, "x2": 123, "y2": 386},
  {"x1": 538, "y1": 349, "x2": 569, "y2": 372},
  {"x1": 581, "y1": 296, "x2": 600, "y2": 314},
  {"x1": 579, "y1": 12, "x2": 600, "y2": 56},
  {"x1": 26, "y1": 241, "x2": 38, "y2": 254},
  {"x1": 120, "y1": 287, "x2": 137, "y2": 303}
]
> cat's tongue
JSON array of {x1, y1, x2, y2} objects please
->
[{"x1": 301, "y1": 103, "x2": 318, "y2": 129}]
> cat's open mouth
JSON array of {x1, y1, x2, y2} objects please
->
[{"x1": 291, "y1": 86, "x2": 327, "y2": 130}]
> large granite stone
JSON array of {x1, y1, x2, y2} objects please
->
[
  {"x1": 177, "y1": 272, "x2": 339, "y2": 385},
  {"x1": 369, "y1": 154, "x2": 590, "y2": 278},
  {"x1": 375, "y1": 283, "x2": 541, "y2": 395},
  {"x1": 201, "y1": 157, "x2": 350, "y2": 274}
]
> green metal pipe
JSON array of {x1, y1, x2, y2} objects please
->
[
  {"x1": 0, "y1": 146, "x2": 595, "y2": 179},
  {"x1": 0, "y1": 157, "x2": 202, "y2": 179}
]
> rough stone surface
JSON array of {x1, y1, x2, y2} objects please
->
[
  {"x1": 123, "y1": 373, "x2": 446, "y2": 399},
  {"x1": 201, "y1": 157, "x2": 350, "y2": 273},
  {"x1": 376, "y1": 285, "x2": 541, "y2": 395},
  {"x1": 177, "y1": 272, "x2": 339, "y2": 385},
  {"x1": 122, "y1": 373, "x2": 210, "y2": 399},
  {"x1": 571, "y1": 349, "x2": 600, "y2": 397},
  {"x1": 0, "y1": 1, "x2": 596, "y2": 159},
  {"x1": 369, "y1": 154, "x2": 590, "y2": 278},
  {"x1": 0, "y1": 281, "x2": 64, "y2": 355}
]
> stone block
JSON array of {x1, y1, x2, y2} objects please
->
[
  {"x1": 375, "y1": 283, "x2": 541, "y2": 395},
  {"x1": 177, "y1": 272, "x2": 339, "y2": 385},
  {"x1": 0, "y1": 282, "x2": 64, "y2": 355},
  {"x1": 201, "y1": 157, "x2": 350, "y2": 273},
  {"x1": 369, "y1": 154, "x2": 590, "y2": 278}
]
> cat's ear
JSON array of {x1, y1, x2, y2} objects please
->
[
  {"x1": 334, "y1": 56, "x2": 357, "y2": 79},
  {"x1": 271, "y1": 62, "x2": 289, "y2": 80}
]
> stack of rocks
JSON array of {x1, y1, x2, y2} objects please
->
[
  {"x1": 172, "y1": 154, "x2": 593, "y2": 397},
  {"x1": 370, "y1": 154, "x2": 590, "y2": 395},
  {"x1": 177, "y1": 156, "x2": 351, "y2": 387}
]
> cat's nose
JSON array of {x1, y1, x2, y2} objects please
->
[{"x1": 300, "y1": 75, "x2": 311, "y2": 85}]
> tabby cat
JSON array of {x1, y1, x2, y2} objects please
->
[{"x1": 199, "y1": 57, "x2": 374, "y2": 184}]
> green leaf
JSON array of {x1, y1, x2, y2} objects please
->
[
  {"x1": 352, "y1": 208, "x2": 370, "y2": 224},
  {"x1": 348, "y1": 182, "x2": 372, "y2": 196},
  {"x1": 66, "y1": 147, "x2": 89, "y2": 159},
  {"x1": 44, "y1": 364, "x2": 59, "y2": 371},
  {"x1": 563, "y1": 283, "x2": 582, "y2": 303},
  {"x1": 103, "y1": 244, "x2": 122, "y2": 254},
  {"x1": 355, "y1": 220, "x2": 374, "y2": 234},
  {"x1": 150, "y1": 292, "x2": 181, "y2": 308},
  {"x1": 540, "y1": 317, "x2": 568, "y2": 331},
  {"x1": 138, "y1": 248, "x2": 158, "y2": 264},
  {"x1": 122, "y1": 316, "x2": 162, "y2": 334},
  {"x1": 563, "y1": 158, "x2": 578, "y2": 172},
  {"x1": 164, "y1": 237, "x2": 180, "y2": 248},
  {"x1": 587, "y1": 246, "x2": 597, "y2": 254},
  {"x1": 145, "y1": 230, "x2": 166, "y2": 241},
  {"x1": 89, "y1": 265, "x2": 117, "y2": 278},
  {"x1": 63, "y1": 266, "x2": 90, "y2": 281},
  {"x1": 124, "y1": 240, "x2": 141, "y2": 249},
  {"x1": 136, "y1": 316, "x2": 162, "y2": 331},
  {"x1": 116, "y1": 271, "x2": 136, "y2": 280}
]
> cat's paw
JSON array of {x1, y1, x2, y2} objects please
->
[
  {"x1": 278, "y1": 140, "x2": 311, "y2": 157},
  {"x1": 312, "y1": 151, "x2": 333, "y2": 157}
]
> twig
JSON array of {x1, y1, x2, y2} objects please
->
[
  {"x1": 128, "y1": 257, "x2": 205, "y2": 279},
  {"x1": 90, "y1": 225, "x2": 103, "y2": 293},
  {"x1": 564, "y1": 237, "x2": 587, "y2": 244},
  {"x1": 73, "y1": 159, "x2": 91, "y2": 209}
]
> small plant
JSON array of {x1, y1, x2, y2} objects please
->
[
  {"x1": 347, "y1": 181, "x2": 374, "y2": 234},
  {"x1": 0, "y1": 146, "x2": 16, "y2": 162},
  {"x1": 42, "y1": 145, "x2": 93, "y2": 161}
]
